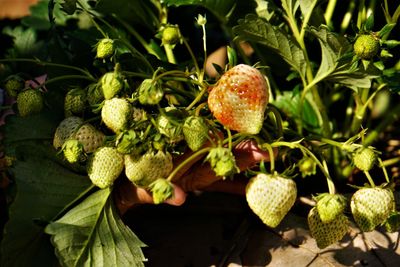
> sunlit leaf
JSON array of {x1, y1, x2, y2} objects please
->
[
  {"x1": 2, "y1": 26, "x2": 44, "y2": 58},
  {"x1": 233, "y1": 14, "x2": 307, "y2": 78},
  {"x1": 273, "y1": 91, "x2": 321, "y2": 133},
  {"x1": 45, "y1": 188, "x2": 147, "y2": 267},
  {"x1": 0, "y1": 144, "x2": 92, "y2": 267},
  {"x1": 21, "y1": 0, "x2": 69, "y2": 30}
]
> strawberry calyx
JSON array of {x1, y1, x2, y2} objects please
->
[{"x1": 149, "y1": 178, "x2": 175, "y2": 204}]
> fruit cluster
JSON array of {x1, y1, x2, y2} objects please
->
[{"x1": 2, "y1": 34, "x2": 398, "y2": 252}]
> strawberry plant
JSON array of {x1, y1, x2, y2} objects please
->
[{"x1": 0, "y1": 0, "x2": 399, "y2": 265}]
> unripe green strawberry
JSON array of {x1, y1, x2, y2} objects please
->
[
  {"x1": 308, "y1": 207, "x2": 349, "y2": 249},
  {"x1": 354, "y1": 34, "x2": 380, "y2": 59},
  {"x1": 87, "y1": 83, "x2": 104, "y2": 106},
  {"x1": 53, "y1": 116, "x2": 84, "y2": 149},
  {"x1": 162, "y1": 25, "x2": 181, "y2": 45},
  {"x1": 149, "y1": 178, "x2": 174, "y2": 204},
  {"x1": 246, "y1": 173, "x2": 297, "y2": 228},
  {"x1": 101, "y1": 98, "x2": 131, "y2": 133},
  {"x1": 298, "y1": 157, "x2": 316, "y2": 178},
  {"x1": 4, "y1": 75, "x2": 24, "y2": 97},
  {"x1": 204, "y1": 147, "x2": 240, "y2": 178},
  {"x1": 125, "y1": 150, "x2": 173, "y2": 187},
  {"x1": 64, "y1": 88, "x2": 86, "y2": 117},
  {"x1": 138, "y1": 79, "x2": 163, "y2": 105},
  {"x1": 351, "y1": 187, "x2": 394, "y2": 232},
  {"x1": 156, "y1": 107, "x2": 184, "y2": 143},
  {"x1": 116, "y1": 130, "x2": 138, "y2": 154},
  {"x1": 315, "y1": 193, "x2": 347, "y2": 223},
  {"x1": 62, "y1": 139, "x2": 84, "y2": 163},
  {"x1": 183, "y1": 116, "x2": 209, "y2": 151},
  {"x1": 100, "y1": 71, "x2": 124, "y2": 100},
  {"x1": 17, "y1": 89, "x2": 44, "y2": 117},
  {"x1": 87, "y1": 147, "x2": 124, "y2": 188},
  {"x1": 352, "y1": 147, "x2": 377, "y2": 171},
  {"x1": 96, "y1": 38, "x2": 114, "y2": 59},
  {"x1": 73, "y1": 123, "x2": 105, "y2": 153},
  {"x1": 208, "y1": 64, "x2": 269, "y2": 134}
]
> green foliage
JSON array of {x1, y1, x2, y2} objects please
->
[
  {"x1": 45, "y1": 188, "x2": 147, "y2": 267},
  {"x1": 274, "y1": 91, "x2": 320, "y2": 134},
  {"x1": 163, "y1": 0, "x2": 257, "y2": 25},
  {"x1": 2, "y1": 27, "x2": 43, "y2": 58},
  {"x1": 233, "y1": 14, "x2": 307, "y2": 79},
  {"x1": 21, "y1": 0, "x2": 69, "y2": 30},
  {"x1": 0, "y1": 144, "x2": 92, "y2": 267}
]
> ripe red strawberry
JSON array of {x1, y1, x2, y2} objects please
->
[
  {"x1": 101, "y1": 97, "x2": 131, "y2": 133},
  {"x1": 87, "y1": 146, "x2": 124, "y2": 188},
  {"x1": 125, "y1": 150, "x2": 173, "y2": 187},
  {"x1": 246, "y1": 173, "x2": 297, "y2": 228},
  {"x1": 17, "y1": 89, "x2": 44, "y2": 117},
  {"x1": 73, "y1": 123, "x2": 105, "y2": 153},
  {"x1": 350, "y1": 187, "x2": 394, "y2": 232},
  {"x1": 308, "y1": 207, "x2": 349, "y2": 249},
  {"x1": 53, "y1": 116, "x2": 84, "y2": 149},
  {"x1": 207, "y1": 64, "x2": 269, "y2": 134}
]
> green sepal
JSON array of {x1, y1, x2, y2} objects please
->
[
  {"x1": 149, "y1": 178, "x2": 174, "y2": 204},
  {"x1": 204, "y1": 147, "x2": 240, "y2": 178}
]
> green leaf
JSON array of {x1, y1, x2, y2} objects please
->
[
  {"x1": 2, "y1": 26, "x2": 43, "y2": 58},
  {"x1": 281, "y1": 0, "x2": 300, "y2": 19},
  {"x1": 364, "y1": 13, "x2": 374, "y2": 31},
  {"x1": 45, "y1": 188, "x2": 147, "y2": 267},
  {"x1": 95, "y1": 0, "x2": 158, "y2": 31},
  {"x1": 308, "y1": 26, "x2": 376, "y2": 90},
  {"x1": 0, "y1": 144, "x2": 92, "y2": 267},
  {"x1": 163, "y1": 0, "x2": 257, "y2": 25},
  {"x1": 233, "y1": 14, "x2": 307, "y2": 78},
  {"x1": 60, "y1": 0, "x2": 77, "y2": 15},
  {"x1": 299, "y1": 0, "x2": 315, "y2": 17},
  {"x1": 309, "y1": 26, "x2": 343, "y2": 84},
  {"x1": 273, "y1": 91, "x2": 321, "y2": 133},
  {"x1": 21, "y1": 0, "x2": 69, "y2": 30}
]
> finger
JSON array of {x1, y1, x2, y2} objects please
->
[
  {"x1": 233, "y1": 139, "x2": 277, "y2": 170},
  {"x1": 114, "y1": 179, "x2": 187, "y2": 215},
  {"x1": 176, "y1": 161, "x2": 219, "y2": 192},
  {"x1": 202, "y1": 176, "x2": 248, "y2": 195}
]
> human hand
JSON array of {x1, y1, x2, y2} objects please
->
[{"x1": 114, "y1": 139, "x2": 275, "y2": 215}]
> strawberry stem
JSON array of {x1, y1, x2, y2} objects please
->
[
  {"x1": 182, "y1": 38, "x2": 201, "y2": 76},
  {"x1": 261, "y1": 142, "x2": 275, "y2": 173},
  {"x1": 166, "y1": 147, "x2": 212, "y2": 182},
  {"x1": 363, "y1": 170, "x2": 376, "y2": 187},
  {"x1": 34, "y1": 75, "x2": 97, "y2": 91},
  {"x1": 0, "y1": 59, "x2": 93, "y2": 77},
  {"x1": 271, "y1": 140, "x2": 336, "y2": 194},
  {"x1": 266, "y1": 105, "x2": 284, "y2": 138},
  {"x1": 378, "y1": 158, "x2": 391, "y2": 183}
]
